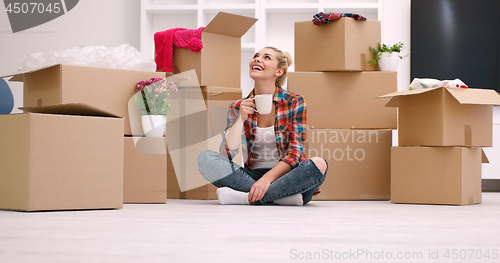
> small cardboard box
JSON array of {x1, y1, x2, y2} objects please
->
[
  {"x1": 379, "y1": 87, "x2": 500, "y2": 147},
  {"x1": 295, "y1": 18, "x2": 381, "y2": 72},
  {"x1": 123, "y1": 137, "x2": 167, "y2": 204},
  {"x1": 159, "y1": 12, "x2": 257, "y2": 88},
  {"x1": 307, "y1": 129, "x2": 392, "y2": 200},
  {"x1": 391, "y1": 146, "x2": 489, "y2": 206},
  {"x1": 288, "y1": 71, "x2": 397, "y2": 129},
  {"x1": 166, "y1": 86, "x2": 242, "y2": 200},
  {"x1": 167, "y1": 151, "x2": 218, "y2": 200},
  {"x1": 0, "y1": 64, "x2": 165, "y2": 135},
  {"x1": 0, "y1": 104, "x2": 124, "y2": 211}
]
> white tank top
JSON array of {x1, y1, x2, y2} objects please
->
[{"x1": 252, "y1": 125, "x2": 280, "y2": 169}]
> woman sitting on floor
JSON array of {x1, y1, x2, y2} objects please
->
[{"x1": 197, "y1": 46, "x2": 328, "y2": 205}]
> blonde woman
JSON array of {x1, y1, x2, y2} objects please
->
[{"x1": 197, "y1": 47, "x2": 328, "y2": 205}]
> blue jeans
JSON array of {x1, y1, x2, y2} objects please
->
[{"x1": 197, "y1": 150, "x2": 328, "y2": 205}]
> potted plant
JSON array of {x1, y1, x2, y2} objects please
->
[
  {"x1": 368, "y1": 42, "x2": 408, "y2": 71},
  {"x1": 134, "y1": 77, "x2": 178, "y2": 137}
]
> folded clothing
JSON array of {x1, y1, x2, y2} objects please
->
[
  {"x1": 409, "y1": 78, "x2": 469, "y2": 90},
  {"x1": 313, "y1": 12, "x2": 367, "y2": 26},
  {"x1": 154, "y1": 27, "x2": 204, "y2": 73}
]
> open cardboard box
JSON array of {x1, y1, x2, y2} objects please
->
[
  {"x1": 391, "y1": 146, "x2": 489, "y2": 206},
  {"x1": 307, "y1": 128, "x2": 392, "y2": 200},
  {"x1": 156, "y1": 12, "x2": 257, "y2": 88},
  {"x1": 0, "y1": 64, "x2": 166, "y2": 135},
  {"x1": 288, "y1": 71, "x2": 397, "y2": 129},
  {"x1": 123, "y1": 137, "x2": 167, "y2": 204},
  {"x1": 0, "y1": 103, "x2": 124, "y2": 211},
  {"x1": 295, "y1": 17, "x2": 381, "y2": 72},
  {"x1": 379, "y1": 87, "x2": 500, "y2": 147}
]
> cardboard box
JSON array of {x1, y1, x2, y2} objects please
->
[
  {"x1": 123, "y1": 137, "x2": 167, "y2": 204},
  {"x1": 295, "y1": 18, "x2": 381, "y2": 72},
  {"x1": 0, "y1": 64, "x2": 165, "y2": 135},
  {"x1": 391, "y1": 146, "x2": 489, "y2": 205},
  {"x1": 159, "y1": 12, "x2": 257, "y2": 88},
  {"x1": 166, "y1": 86, "x2": 242, "y2": 200},
  {"x1": 306, "y1": 129, "x2": 392, "y2": 200},
  {"x1": 379, "y1": 87, "x2": 500, "y2": 147},
  {"x1": 0, "y1": 104, "x2": 124, "y2": 211},
  {"x1": 288, "y1": 71, "x2": 397, "y2": 129},
  {"x1": 167, "y1": 151, "x2": 218, "y2": 200}
]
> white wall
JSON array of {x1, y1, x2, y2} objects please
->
[
  {"x1": 381, "y1": 0, "x2": 411, "y2": 92},
  {"x1": 0, "y1": 0, "x2": 141, "y2": 113},
  {"x1": 380, "y1": 0, "x2": 410, "y2": 148}
]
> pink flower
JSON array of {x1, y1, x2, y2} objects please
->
[
  {"x1": 170, "y1": 83, "x2": 178, "y2": 91},
  {"x1": 136, "y1": 77, "x2": 165, "y2": 92},
  {"x1": 151, "y1": 100, "x2": 154, "y2": 103}
]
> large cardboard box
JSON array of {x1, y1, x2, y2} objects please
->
[
  {"x1": 159, "y1": 12, "x2": 257, "y2": 88},
  {"x1": 379, "y1": 87, "x2": 500, "y2": 147},
  {"x1": 391, "y1": 146, "x2": 489, "y2": 206},
  {"x1": 0, "y1": 64, "x2": 165, "y2": 135},
  {"x1": 295, "y1": 18, "x2": 381, "y2": 72},
  {"x1": 124, "y1": 137, "x2": 167, "y2": 204},
  {"x1": 306, "y1": 129, "x2": 392, "y2": 200},
  {"x1": 0, "y1": 104, "x2": 124, "y2": 211},
  {"x1": 288, "y1": 71, "x2": 397, "y2": 129},
  {"x1": 166, "y1": 86, "x2": 242, "y2": 200}
]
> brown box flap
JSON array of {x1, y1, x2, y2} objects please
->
[
  {"x1": 446, "y1": 88, "x2": 500, "y2": 105},
  {"x1": 203, "y1": 12, "x2": 257, "y2": 38},
  {"x1": 20, "y1": 103, "x2": 121, "y2": 118},
  {"x1": 378, "y1": 87, "x2": 440, "y2": 107},
  {"x1": 379, "y1": 87, "x2": 500, "y2": 107},
  {"x1": 0, "y1": 64, "x2": 61, "y2": 82},
  {"x1": 482, "y1": 149, "x2": 489, "y2": 163}
]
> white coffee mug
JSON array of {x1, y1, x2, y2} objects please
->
[{"x1": 253, "y1": 94, "x2": 273, "y2": 114}]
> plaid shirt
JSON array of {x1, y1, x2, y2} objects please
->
[
  {"x1": 312, "y1": 12, "x2": 367, "y2": 26},
  {"x1": 220, "y1": 86, "x2": 307, "y2": 170}
]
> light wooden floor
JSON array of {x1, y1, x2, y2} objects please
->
[{"x1": 1, "y1": 193, "x2": 500, "y2": 263}]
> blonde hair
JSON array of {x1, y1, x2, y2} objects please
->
[{"x1": 265, "y1": 46, "x2": 293, "y2": 87}]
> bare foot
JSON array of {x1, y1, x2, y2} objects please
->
[{"x1": 313, "y1": 189, "x2": 321, "y2": 196}]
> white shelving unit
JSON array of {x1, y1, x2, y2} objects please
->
[{"x1": 140, "y1": 0, "x2": 382, "y2": 95}]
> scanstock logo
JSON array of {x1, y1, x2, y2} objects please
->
[
  {"x1": 127, "y1": 70, "x2": 244, "y2": 192},
  {"x1": 3, "y1": 0, "x2": 79, "y2": 33}
]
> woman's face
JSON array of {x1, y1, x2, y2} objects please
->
[{"x1": 249, "y1": 48, "x2": 283, "y2": 83}]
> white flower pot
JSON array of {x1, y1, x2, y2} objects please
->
[
  {"x1": 378, "y1": 52, "x2": 400, "y2": 71},
  {"x1": 141, "y1": 115, "x2": 167, "y2": 137}
]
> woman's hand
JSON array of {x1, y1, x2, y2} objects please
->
[
  {"x1": 248, "y1": 178, "x2": 272, "y2": 204},
  {"x1": 239, "y1": 95, "x2": 256, "y2": 122}
]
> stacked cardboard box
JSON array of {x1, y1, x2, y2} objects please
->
[
  {"x1": 161, "y1": 12, "x2": 257, "y2": 200},
  {"x1": 288, "y1": 17, "x2": 397, "y2": 200},
  {"x1": 0, "y1": 104, "x2": 124, "y2": 211},
  {"x1": 0, "y1": 64, "x2": 167, "y2": 209},
  {"x1": 166, "y1": 85, "x2": 243, "y2": 200},
  {"x1": 123, "y1": 137, "x2": 167, "y2": 203},
  {"x1": 379, "y1": 87, "x2": 500, "y2": 205}
]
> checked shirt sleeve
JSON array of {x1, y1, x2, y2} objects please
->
[
  {"x1": 280, "y1": 96, "x2": 307, "y2": 169},
  {"x1": 219, "y1": 101, "x2": 241, "y2": 159}
]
